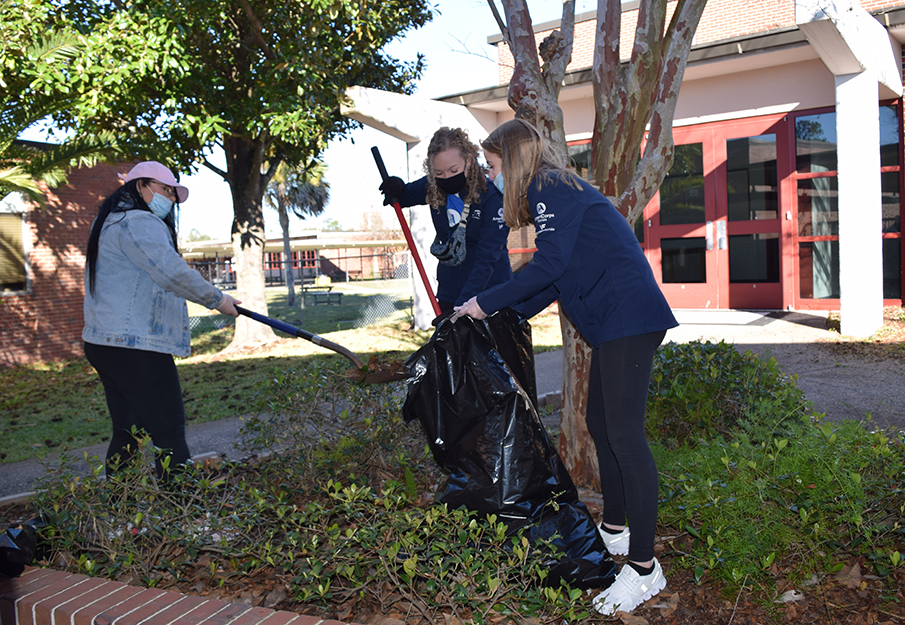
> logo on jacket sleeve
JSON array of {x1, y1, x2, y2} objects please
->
[{"x1": 534, "y1": 202, "x2": 555, "y2": 233}]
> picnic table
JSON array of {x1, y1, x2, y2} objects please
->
[{"x1": 302, "y1": 283, "x2": 342, "y2": 305}]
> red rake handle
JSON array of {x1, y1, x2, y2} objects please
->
[{"x1": 371, "y1": 146, "x2": 441, "y2": 317}]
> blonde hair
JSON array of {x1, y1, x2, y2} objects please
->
[
  {"x1": 481, "y1": 119, "x2": 582, "y2": 228},
  {"x1": 423, "y1": 127, "x2": 487, "y2": 208}
]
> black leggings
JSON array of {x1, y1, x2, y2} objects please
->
[
  {"x1": 84, "y1": 342, "x2": 190, "y2": 478},
  {"x1": 585, "y1": 330, "x2": 665, "y2": 563}
]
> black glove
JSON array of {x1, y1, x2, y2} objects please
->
[
  {"x1": 431, "y1": 309, "x2": 454, "y2": 327},
  {"x1": 379, "y1": 176, "x2": 405, "y2": 206}
]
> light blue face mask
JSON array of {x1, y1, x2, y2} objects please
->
[
  {"x1": 148, "y1": 193, "x2": 174, "y2": 219},
  {"x1": 493, "y1": 173, "x2": 504, "y2": 194}
]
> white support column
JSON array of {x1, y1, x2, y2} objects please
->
[
  {"x1": 835, "y1": 71, "x2": 883, "y2": 336},
  {"x1": 796, "y1": 0, "x2": 902, "y2": 337}
]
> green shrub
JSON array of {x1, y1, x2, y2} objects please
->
[
  {"x1": 655, "y1": 416, "x2": 905, "y2": 588},
  {"x1": 648, "y1": 340, "x2": 813, "y2": 448},
  {"x1": 29, "y1": 361, "x2": 592, "y2": 623}
]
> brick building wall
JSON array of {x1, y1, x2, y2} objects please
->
[
  {"x1": 0, "y1": 162, "x2": 129, "y2": 367},
  {"x1": 497, "y1": 0, "x2": 905, "y2": 84}
]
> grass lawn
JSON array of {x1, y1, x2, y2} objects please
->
[
  {"x1": 1, "y1": 291, "x2": 564, "y2": 465},
  {"x1": 187, "y1": 280, "x2": 414, "y2": 336}
]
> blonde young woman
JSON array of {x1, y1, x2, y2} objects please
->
[
  {"x1": 452, "y1": 119, "x2": 678, "y2": 616},
  {"x1": 379, "y1": 127, "x2": 510, "y2": 317}
]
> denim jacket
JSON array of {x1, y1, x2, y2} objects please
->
[{"x1": 83, "y1": 208, "x2": 224, "y2": 357}]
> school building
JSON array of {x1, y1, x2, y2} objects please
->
[{"x1": 450, "y1": 0, "x2": 905, "y2": 336}]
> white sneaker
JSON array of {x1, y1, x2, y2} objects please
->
[
  {"x1": 597, "y1": 523, "x2": 630, "y2": 556},
  {"x1": 592, "y1": 559, "x2": 666, "y2": 616}
]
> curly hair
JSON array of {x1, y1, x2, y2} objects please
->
[{"x1": 423, "y1": 127, "x2": 488, "y2": 209}]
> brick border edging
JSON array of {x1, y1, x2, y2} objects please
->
[{"x1": 0, "y1": 566, "x2": 360, "y2": 625}]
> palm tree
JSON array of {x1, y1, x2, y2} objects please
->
[
  {"x1": 1, "y1": 26, "x2": 122, "y2": 201},
  {"x1": 264, "y1": 162, "x2": 330, "y2": 315}
]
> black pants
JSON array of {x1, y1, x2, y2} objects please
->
[
  {"x1": 585, "y1": 330, "x2": 666, "y2": 563},
  {"x1": 84, "y1": 342, "x2": 190, "y2": 478}
]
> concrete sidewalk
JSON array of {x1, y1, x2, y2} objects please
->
[{"x1": 0, "y1": 309, "x2": 871, "y2": 504}]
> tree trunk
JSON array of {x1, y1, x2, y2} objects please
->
[
  {"x1": 493, "y1": 0, "x2": 574, "y2": 165},
  {"x1": 592, "y1": 0, "x2": 709, "y2": 219},
  {"x1": 279, "y1": 202, "x2": 297, "y2": 309},
  {"x1": 226, "y1": 135, "x2": 276, "y2": 348},
  {"x1": 557, "y1": 310, "x2": 599, "y2": 488},
  {"x1": 495, "y1": 0, "x2": 708, "y2": 488}
]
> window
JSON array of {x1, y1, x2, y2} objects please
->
[
  {"x1": 0, "y1": 193, "x2": 28, "y2": 293},
  {"x1": 793, "y1": 105, "x2": 902, "y2": 300},
  {"x1": 659, "y1": 143, "x2": 705, "y2": 225}
]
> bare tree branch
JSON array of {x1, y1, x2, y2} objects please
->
[
  {"x1": 540, "y1": 0, "x2": 575, "y2": 100},
  {"x1": 486, "y1": 0, "x2": 509, "y2": 40},
  {"x1": 200, "y1": 157, "x2": 227, "y2": 180},
  {"x1": 617, "y1": 0, "x2": 708, "y2": 221}
]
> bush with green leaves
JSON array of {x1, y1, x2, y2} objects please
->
[
  {"x1": 647, "y1": 340, "x2": 813, "y2": 447},
  {"x1": 655, "y1": 416, "x2": 905, "y2": 589},
  {"x1": 27, "y1": 344, "x2": 905, "y2": 620},
  {"x1": 649, "y1": 342, "x2": 905, "y2": 593},
  {"x1": 29, "y1": 360, "x2": 592, "y2": 623}
]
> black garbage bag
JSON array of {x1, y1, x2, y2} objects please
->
[
  {"x1": 402, "y1": 308, "x2": 616, "y2": 589},
  {"x1": 0, "y1": 523, "x2": 38, "y2": 578}
]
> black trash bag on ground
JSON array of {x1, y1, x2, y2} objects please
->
[
  {"x1": 0, "y1": 523, "x2": 38, "y2": 578},
  {"x1": 402, "y1": 309, "x2": 617, "y2": 589}
]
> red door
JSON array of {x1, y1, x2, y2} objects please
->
[{"x1": 646, "y1": 114, "x2": 789, "y2": 309}]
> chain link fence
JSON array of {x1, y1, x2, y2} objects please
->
[{"x1": 188, "y1": 252, "x2": 415, "y2": 337}]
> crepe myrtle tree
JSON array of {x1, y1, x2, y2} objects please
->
[
  {"x1": 488, "y1": 0, "x2": 707, "y2": 487},
  {"x1": 263, "y1": 161, "x2": 329, "y2": 314},
  {"x1": 18, "y1": 0, "x2": 432, "y2": 347}
]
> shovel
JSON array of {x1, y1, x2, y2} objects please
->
[{"x1": 235, "y1": 306, "x2": 407, "y2": 384}]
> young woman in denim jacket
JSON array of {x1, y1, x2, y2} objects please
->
[
  {"x1": 83, "y1": 161, "x2": 240, "y2": 478},
  {"x1": 453, "y1": 119, "x2": 678, "y2": 616},
  {"x1": 378, "y1": 127, "x2": 511, "y2": 319}
]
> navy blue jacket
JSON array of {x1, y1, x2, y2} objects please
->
[
  {"x1": 399, "y1": 176, "x2": 511, "y2": 306},
  {"x1": 478, "y1": 174, "x2": 678, "y2": 346}
]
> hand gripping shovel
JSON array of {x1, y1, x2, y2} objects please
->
[
  {"x1": 371, "y1": 146, "x2": 441, "y2": 317},
  {"x1": 236, "y1": 306, "x2": 407, "y2": 384}
]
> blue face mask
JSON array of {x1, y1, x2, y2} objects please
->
[
  {"x1": 493, "y1": 173, "x2": 504, "y2": 194},
  {"x1": 148, "y1": 193, "x2": 174, "y2": 219}
]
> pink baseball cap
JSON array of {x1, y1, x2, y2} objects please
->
[{"x1": 119, "y1": 161, "x2": 189, "y2": 203}]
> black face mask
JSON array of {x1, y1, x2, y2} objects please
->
[{"x1": 435, "y1": 171, "x2": 467, "y2": 195}]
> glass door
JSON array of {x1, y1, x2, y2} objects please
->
[
  {"x1": 721, "y1": 116, "x2": 788, "y2": 309},
  {"x1": 646, "y1": 128, "x2": 723, "y2": 308},
  {"x1": 646, "y1": 114, "x2": 789, "y2": 309}
]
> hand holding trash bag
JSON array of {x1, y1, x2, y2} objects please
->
[{"x1": 452, "y1": 295, "x2": 486, "y2": 321}]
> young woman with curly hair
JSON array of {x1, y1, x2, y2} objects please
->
[{"x1": 378, "y1": 127, "x2": 511, "y2": 317}]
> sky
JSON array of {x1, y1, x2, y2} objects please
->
[{"x1": 22, "y1": 0, "x2": 596, "y2": 239}]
